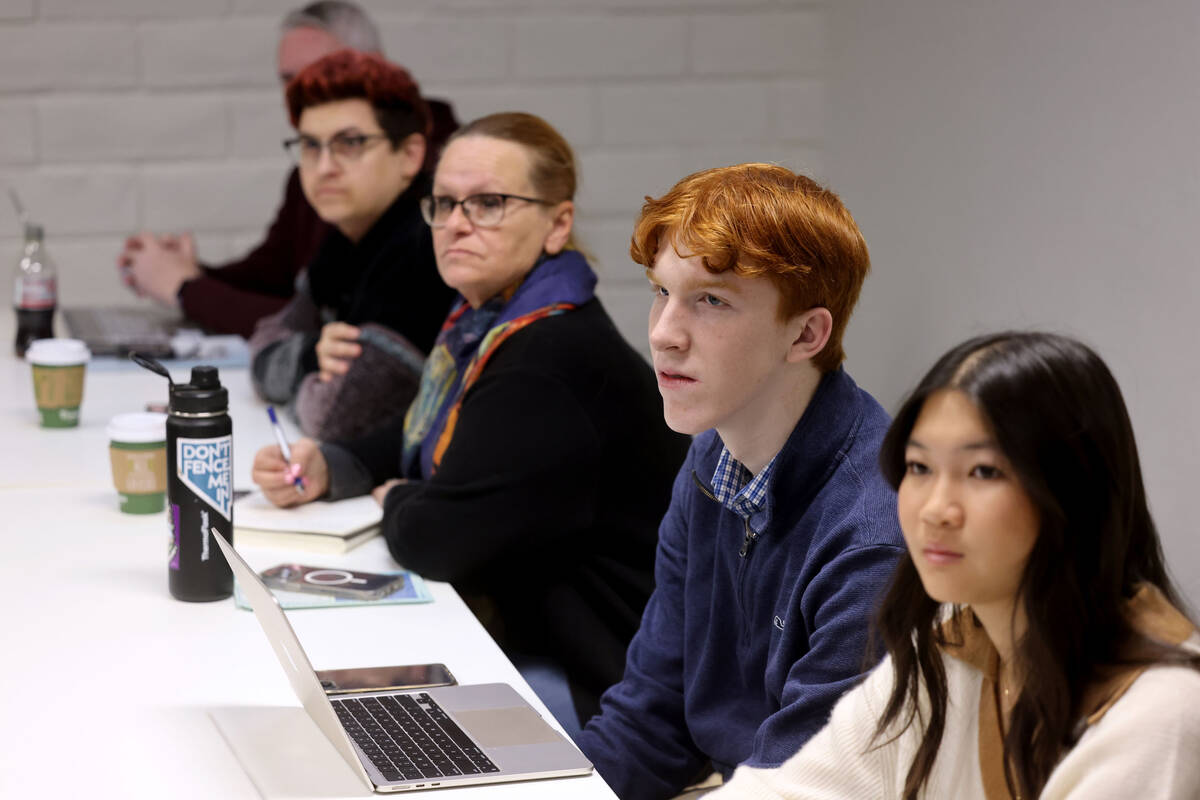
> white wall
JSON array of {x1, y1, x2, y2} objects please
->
[
  {"x1": 11, "y1": 0, "x2": 1186, "y2": 599},
  {"x1": 830, "y1": 0, "x2": 1200, "y2": 604},
  {"x1": 0, "y1": 0, "x2": 827, "y2": 358}
]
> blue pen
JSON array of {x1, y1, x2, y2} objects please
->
[{"x1": 266, "y1": 406, "x2": 306, "y2": 494}]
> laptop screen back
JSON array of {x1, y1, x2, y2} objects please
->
[{"x1": 209, "y1": 529, "x2": 374, "y2": 789}]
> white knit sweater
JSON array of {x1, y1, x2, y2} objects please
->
[{"x1": 708, "y1": 634, "x2": 1200, "y2": 800}]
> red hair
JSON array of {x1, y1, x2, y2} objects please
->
[
  {"x1": 285, "y1": 49, "x2": 429, "y2": 141},
  {"x1": 631, "y1": 163, "x2": 870, "y2": 373}
]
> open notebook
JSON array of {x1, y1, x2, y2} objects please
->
[{"x1": 233, "y1": 492, "x2": 383, "y2": 553}]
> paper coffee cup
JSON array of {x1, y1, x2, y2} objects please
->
[
  {"x1": 108, "y1": 412, "x2": 167, "y2": 514},
  {"x1": 26, "y1": 338, "x2": 90, "y2": 428}
]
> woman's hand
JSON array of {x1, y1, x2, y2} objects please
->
[
  {"x1": 251, "y1": 437, "x2": 330, "y2": 507},
  {"x1": 371, "y1": 478, "x2": 407, "y2": 506},
  {"x1": 315, "y1": 322, "x2": 362, "y2": 382}
]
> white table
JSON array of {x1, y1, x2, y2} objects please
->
[
  {"x1": 0, "y1": 341, "x2": 616, "y2": 798},
  {"x1": 0, "y1": 352, "x2": 271, "y2": 491}
]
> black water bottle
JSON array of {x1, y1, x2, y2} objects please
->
[{"x1": 167, "y1": 366, "x2": 234, "y2": 602}]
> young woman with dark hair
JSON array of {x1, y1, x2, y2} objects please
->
[{"x1": 710, "y1": 331, "x2": 1200, "y2": 800}]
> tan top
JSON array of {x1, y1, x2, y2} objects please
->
[{"x1": 940, "y1": 584, "x2": 1197, "y2": 800}]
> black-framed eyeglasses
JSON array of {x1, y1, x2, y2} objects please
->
[
  {"x1": 419, "y1": 193, "x2": 552, "y2": 228},
  {"x1": 282, "y1": 132, "x2": 389, "y2": 166}
]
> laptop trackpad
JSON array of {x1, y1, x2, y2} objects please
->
[{"x1": 453, "y1": 708, "x2": 562, "y2": 746}]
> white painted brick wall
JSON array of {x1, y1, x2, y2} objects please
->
[
  {"x1": 773, "y1": 79, "x2": 825, "y2": 141},
  {"x1": 0, "y1": 0, "x2": 32, "y2": 20},
  {"x1": 514, "y1": 16, "x2": 686, "y2": 79},
  {"x1": 2, "y1": 165, "x2": 138, "y2": 234},
  {"x1": 140, "y1": 161, "x2": 286, "y2": 231},
  {"x1": 140, "y1": 20, "x2": 277, "y2": 88},
  {"x1": 227, "y1": 90, "x2": 293, "y2": 157},
  {"x1": 0, "y1": 2, "x2": 829, "y2": 359},
  {"x1": 38, "y1": 94, "x2": 227, "y2": 161},
  {"x1": 40, "y1": 0, "x2": 232, "y2": 20},
  {"x1": 427, "y1": 84, "x2": 597, "y2": 148},
  {"x1": 0, "y1": 100, "x2": 36, "y2": 163},
  {"x1": 679, "y1": 143, "x2": 825, "y2": 181},
  {"x1": 690, "y1": 11, "x2": 826, "y2": 76},
  {"x1": 232, "y1": 0, "x2": 305, "y2": 13},
  {"x1": 379, "y1": 19, "x2": 511, "y2": 83},
  {"x1": 577, "y1": 149, "x2": 686, "y2": 216},
  {"x1": 574, "y1": 217, "x2": 646, "y2": 285},
  {"x1": 599, "y1": 82, "x2": 771, "y2": 144},
  {"x1": 0, "y1": 25, "x2": 138, "y2": 91}
]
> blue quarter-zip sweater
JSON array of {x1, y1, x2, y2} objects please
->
[{"x1": 576, "y1": 368, "x2": 905, "y2": 800}]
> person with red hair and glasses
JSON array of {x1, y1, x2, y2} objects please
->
[{"x1": 248, "y1": 49, "x2": 455, "y2": 441}]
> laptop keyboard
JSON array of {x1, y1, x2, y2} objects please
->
[
  {"x1": 332, "y1": 692, "x2": 500, "y2": 783},
  {"x1": 61, "y1": 308, "x2": 175, "y2": 357}
]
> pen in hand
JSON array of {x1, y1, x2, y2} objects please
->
[{"x1": 266, "y1": 406, "x2": 306, "y2": 494}]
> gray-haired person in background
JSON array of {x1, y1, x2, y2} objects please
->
[{"x1": 115, "y1": 1, "x2": 458, "y2": 338}]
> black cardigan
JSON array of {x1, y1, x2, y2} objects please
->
[
  {"x1": 304, "y1": 172, "x2": 453, "y2": 356},
  {"x1": 322, "y1": 299, "x2": 690, "y2": 722},
  {"x1": 249, "y1": 173, "x2": 456, "y2": 403}
]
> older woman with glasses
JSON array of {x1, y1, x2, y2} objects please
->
[
  {"x1": 253, "y1": 112, "x2": 690, "y2": 739},
  {"x1": 249, "y1": 49, "x2": 455, "y2": 441}
]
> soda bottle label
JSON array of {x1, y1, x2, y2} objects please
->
[
  {"x1": 175, "y1": 435, "x2": 233, "y2": 521},
  {"x1": 16, "y1": 276, "x2": 56, "y2": 310}
]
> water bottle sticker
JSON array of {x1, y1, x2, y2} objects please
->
[{"x1": 176, "y1": 436, "x2": 233, "y2": 521}]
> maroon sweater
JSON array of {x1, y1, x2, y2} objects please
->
[
  {"x1": 178, "y1": 169, "x2": 327, "y2": 338},
  {"x1": 177, "y1": 98, "x2": 459, "y2": 338}
]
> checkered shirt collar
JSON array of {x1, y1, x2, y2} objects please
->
[{"x1": 711, "y1": 446, "x2": 777, "y2": 521}]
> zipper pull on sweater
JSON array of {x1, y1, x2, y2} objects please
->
[{"x1": 739, "y1": 519, "x2": 759, "y2": 558}]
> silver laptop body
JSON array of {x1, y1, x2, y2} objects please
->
[
  {"x1": 211, "y1": 530, "x2": 593, "y2": 793},
  {"x1": 61, "y1": 306, "x2": 184, "y2": 357}
]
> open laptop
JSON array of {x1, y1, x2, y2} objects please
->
[
  {"x1": 210, "y1": 530, "x2": 593, "y2": 793},
  {"x1": 61, "y1": 306, "x2": 186, "y2": 358}
]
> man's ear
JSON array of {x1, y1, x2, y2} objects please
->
[{"x1": 786, "y1": 307, "x2": 833, "y2": 364}]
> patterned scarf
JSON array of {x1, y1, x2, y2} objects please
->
[{"x1": 400, "y1": 250, "x2": 598, "y2": 477}]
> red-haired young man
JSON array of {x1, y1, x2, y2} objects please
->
[{"x1": 576, "y1": 164, "x2": 905, "y2": 800}]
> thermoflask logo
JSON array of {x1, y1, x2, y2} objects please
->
[{"x1": 176, "y1": 436, "x2": 232, "y2": 521}]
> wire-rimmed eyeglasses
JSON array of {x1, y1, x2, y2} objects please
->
[
  {"x1": 282, "y1": 132, "x2": 389, "y2": 166},
  {"x1": 419, "y1": 193, "x2": 552, "y2": 228}
]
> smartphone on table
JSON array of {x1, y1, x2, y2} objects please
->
[
  {"x1": 259, "y1": 563, "x2": 406, "y2": 601},
  {"x1": 316, "y1": 663, "x2": 457, "y2": 695}
]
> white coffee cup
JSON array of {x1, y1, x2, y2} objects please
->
[
  {"x1": 26, "y1": 338, "x2": 90, "y2": 428},
  {"x1": 108, "y1": 412, "x2": 168, "y2": 514}
]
